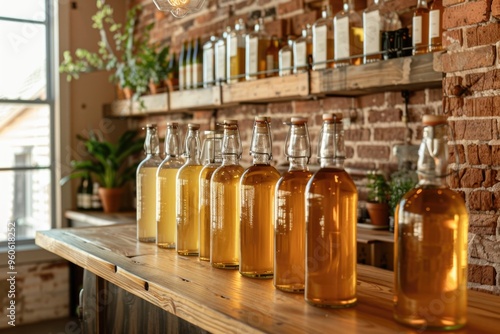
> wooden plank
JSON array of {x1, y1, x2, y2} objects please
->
[
  {"x1": 109, "y1": 100, "x2": 131, "y2": 117},
  {"x1": 65, "y1": 210, "x2": 135, "y2": 227},
  {"x1": 222, "y1": 72, "x2": 310, "y2": 104},
  {"x1": 169, "y1": 86, "x2": 221, "y2": 111},
  {"x1": 36, "y1": 225, "x2": 500, "y2": 334},
  {"x1": 139, "y1": 93, "x2": 169, "y2": 114},
  {"x1": 310, "y1": 53, "x2": 443, "y2": 96}
]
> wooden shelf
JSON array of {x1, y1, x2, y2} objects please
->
[
  {"x1": 36, "y1": 224, "x2": 500, "y2": 333},
  {"x1": 105, "y1": 53, "x2": 443, "y2": 117}
]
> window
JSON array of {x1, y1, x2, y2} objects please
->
[{"x1": 0, "y1": 0, "x2": 55, "y2": 242}]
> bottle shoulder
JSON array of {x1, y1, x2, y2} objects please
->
[
  {"x1": 138, "y1": 155, "x2": 162, "y2": 169},
  {"x1": 159, "y1": 157, "x2": 184, "y2": 169},
  {"x1": 398, "y1": 185, "x2": 467, "y2": 215},
  {"x1": 241, "y1": 164, "x2": 281, "y2": 179}
]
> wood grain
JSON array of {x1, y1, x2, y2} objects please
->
[
  {"x1": 169, "y1": 86, "x2": 221, "y2": 111},
  {"x1": 36, "y1": 224, "x2": 500, "y2": 333}
]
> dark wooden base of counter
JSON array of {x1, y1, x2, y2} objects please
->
[{"x1": 36, "y1": 224, "x2": 500, "y2": 333}]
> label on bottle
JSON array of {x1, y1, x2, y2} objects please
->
[
  {"x1": 279, "y1": 50, "x2": 292, "y2": 76},
  {"x1": 216, "y1": 43, "x2": 226, "y2": 82},
  {"x1": 413, "y1": 16, "x2": 423, "y2": 45},
  {"x1": 294, "y1": 41, "x2": 306, "y2": 69},
  {"x1": 179, "y1": 66, "x2": 185, "y2": 90},
  {"x1": 230, "y1": 36, "x2": 237, "y2": 57},
  {"x1": 192, "y1": 63, "x2": 202, "y2": 88},
  {"x1": 82, "y1": 194, "x2": 92, "y2": 210},
  {"x1": 363, "y1": 10, "x2": 381, "y2": 55},
  {"x1": 429, "y1": 9, "x2": 440, "y2": 39},
  {"x1": 334, "y1": 16, "x2": 349, "y2": 61},
  {"x1": 185, "y1": 64, "x2": 192, "y2": 89},
  {"x1": 247, "y1": 36, "x2": 258, "y2": 76},
  {"x1": 313, "y1": 25, "x2": 327, "y2": 69},
  {"x1": 203, "y1": 48, "x2": 214, "y2": 86},
  {"x1": 266, "y1": 54, "x2": 274, "y2": 73}
]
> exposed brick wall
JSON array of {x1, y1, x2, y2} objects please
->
[{"x1": 129, "y1": 0, "x2": 499, "y2": 293}]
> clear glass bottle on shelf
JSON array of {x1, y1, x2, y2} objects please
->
[
  {"x1": 137, "y1": 124, "x2": 162, "y2": 243},
  {"x1": 240, "y1": 116, "x2": 280, "y2": 278},
  {"x1": 334, "y1": 0, "x2": 363, "y2": 67},
  {"x1": 394, "y1": 115, "x2": 468, "y2": 330},
  {"x1": 185, "y1": 39, "x2": 193, "y2": 89},
  {"x1": 227, "y1": 18, "x2": 247, "y2": 83},
  {"x1": 305, "y1": 113, "x2": 357, "y2": 307},
  {"x1": 413, "y1": 0, "x2": 429, "y2": 55},
  {"x1": 428, "y1": 0, "x2": 444, "y2": 52},
  {"x1": 192, "y1": 37, "x2": 203, "y2": 89},
  {"x1": 279, "y1": 36, "x2": 295, "y2": 76},
  {"x1": 266, "y1": 35, "x2": 280, "y2": 77},
  {"x1": 157, "y1": 122, "x2": 184, "y2": 249},
  {"x1": 211, "y1": 120, "x2": 244, "y2": 269},
  {"x1": 293, "y1": 24, "x2": 312, "y2": 73},
  {"x1": 245, "y1": 18, "x2": 270, "y2": 80},
  {"x1": 176, "y1": 123, "x2": 203, "y2": 256},
  {"x1": 274, "y1": 117, "x2": 312, "y2": 292},
  {"x1": 312, "y1": 4, "x2": 334, "y2": 70},
  {"x1": 215, "y1": 27, "x2": 231, "y2": 85},
  {"x1": 179, "y1": 40, "x2": 187, "y2": 90},
  {"x1": 166, "y1": 52, "x2": 179, "y2": 91},
  {"x1": 203, "y1": 36, "x2": 217, "y2": 88},
  {"x1": 199, "y1": 130, "x2": 223, "y2": 262}
]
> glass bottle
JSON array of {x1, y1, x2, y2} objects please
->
[
  {"x1": 279, "y1": 36, "x2": 294, "y2": 77},
  {"x1": 166, "y1": 52, "x2": 179, "y2": 91},
  {"x1": 192, "y1": 37, "x2": 203, "y2": 89},
  {"x1": 227, "y1": 18, "x2": 247, "y2": 83},
  {"x1": 245, "y1": 18, "x2": 270, "y2": 80},
  {"x1": 76, "y1": 175, "x2": 85, "y2": 210},
  {"x1": 394, "y1": 115, "x2": 468, "y2": 330},
  {"x1": 312, "y1": 4, "x2": 334, "y2": 70},
  {"x1": 293, "y1": 24, "x2": 313, "y2": 73},
  {"x1": 240, "y1": 117, "x2": 280, "y2": 278},
  {"x1": 179, "y1": 40, "x2": 187, "y2": 90},
  {"x1": 265, "y1": 35, "x2": 280, "y2": 78},
  {"x1": 203, "y1": 36, "x2": 216, "y2": 88},
  {"x1": 215, "y1": 28, "x2": 230, "y2": 85},
  {"x1": 362, "y1": 0, "x2": 383, "y2": 64},
  {"x1": 334, "y1": 0, "x2": 363, "y2": 67},
  {"x1": 176, "y1": 123, "x2": 203, "y2": 255},
  {"x1": 185, "y1": 39, "x2": 193, "y2": 89},
  {"x1": 211, "y1": 120, "x2": 244, "y2": 269},
  {"x1": 428, "y1": 0, "x2": 444, "y2": 52},
  {"x1": 305, "y1": 113, "x2": 357, "y2": 307},
  {"x1": 199, "y1": 130, "x2": 223, "y2": 261},
  {"x1": 413, "y1": 0, "x2": 429, "y2": 55},
  {"x1": 157, "y1": 122, "x2": 184, "y2": 249},
  {"x1": 91, "y1": 182, "x2": 102, "y2": 210},
  {"x1": 137, "y1": 124, "x2": 162, "y2": 243},
  {"x1": 274, "y1": 117, "x2": 313, "y2": 292}
]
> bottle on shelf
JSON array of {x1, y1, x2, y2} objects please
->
[
  {"x1": 91, "y1": 181, "x2": 102, "y2": 210},
  {"x1": 137, "y1": 124, "x2": 162, "y2": 243},
  {"x1": 305, "y1": 113, "x2": 357, "y2": 307},
  {"x1": 215, "y1": 27, "x2": 231, "y2": 85},
  {"x1": 312, "y1": 4, "x2": 334, "y2": 70},
  {"x1": 227, "y1": 18, "x2": 247, "y2": 83},
  {"x1": 428, "y1": 0, "x2": 444, "y2": 52},
  {"x1": 334, "y1": 0, "x2": 363, "y2": 67},
  {"x1": 203, "y1": 36, "x2": 217, "y2": 88},
  {"x1": 210, "y1": 120, "x2": 244, "y2": 269},
  {"x1": 176, "y1": 123, "x2": 203, "y2": 256},
  {"x1": 192, "y1": 37, "x2": 203, "y2": 89},
  {"x1": 199, "y1": 130, "x2": 223, "y2": 261},
  {"x1": 274, "y1": 117, "x2": 312, "y2": 293},
  {"x1": 166, "y1": 52, "x2": 179, "y2": 91},
  {"x1": 76, "y1": 175, "x2": 86, "y2": 210},
  {"x1": 157, "y1": 122, "x2": 184, "y2": 249},
  {"x1": 185, "y1": 39, "x2": 193, "y2": 89},
  {"x1": 265, "y1": 35, "x2": 280, "y2": 78},
  {"x1": 279, "y1": 36, "x2": 294, "y2": 77},
  {"x1": 245, "y1": 17, "x2": 270, "y2": 80},
  {"x1": 413, "y1": 0, "x2": 430, "y2": 55},
  {"x1": 293, "y1": 24, "x2": 313, "y2": 73},
  {"x1": 179, "y1": 40, "x2": 188, "y2": 90},
  {"x1": 394, "y1": 115, "x2": 468, "y2": 330},
  {"x1": 240, "y1": 116, "x2": 280, "y2": 278}
]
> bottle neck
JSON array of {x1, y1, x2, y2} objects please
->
[
  {"x1": 417, "y1": 123, "x2": 448, "y2": 186},
  {"x1": 145, "y1": 127, "x2": 160, "y2": 156},
  {"x1": 289, "y1": 157, "x2": 309, "y2": 171},
  {"x1": 221, "y1": 128, "x2": 242, "y2": 165},
  {"x1": 318, "y1": 122, "x2": 345, "y2": 169},
  {"x1": 417, "y1": 0, "x2": 428, "y2": 8},
  {"x1": 165, "y1": 128, "x2": 181, "y2": 158},
  {"x1": 184, "y1": 129, "x2": 200, "y2": 164},
  {"x1": 250, "y1": 123, "x2": 273, "y2": 165}
]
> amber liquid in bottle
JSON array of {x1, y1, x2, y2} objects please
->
[
  {"x1": 246, "y1": 18, "x2": 270, "y2": 80},
  {"x1": 228, "y1": 18, "x2": 246, "y2": 83},
  {"x1": 157, "y1": 168, "x2": 180, "y2": 248},
  {"x1": 312, "y1": 5, "x2": 335, "y2": 70},
  {"x1": 413, "y1": 1, "x2": 429, "y2": 55},
  {"x1": 428, "y1": 0, "x2": 444, "y2": 52},
  {"x1": 334, "y1": 0, "x2": 363, "y2": 67},
  {"x1": 137, "y1": 167, "x2": 159, "y2": 242},
  {"x1": 199, "y1": 164, "x2": 218, "y2": 261}
]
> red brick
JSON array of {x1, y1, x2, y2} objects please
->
[
  {"x1": 481, "y1": 266, "x2": 497, "y2": 285},
  {"x1": 449, "y1": 144, "x2": 466, "y2": 165},
  {"x1": 466, "y1": 69, "x2": 500, "y2": 91},
  {"x1": 492, "y1": 146, "x2": 500, "y2": 165},
  {"x1": 268, "y1": 101, "x2": 294, "y2": 115},
  {"x1": 373, "y1": 127, "x2": 407, "y2": 141},
  {"x1": 427, "y1": 88, "x2": 443, "y2": 103},
  {"x1": 441, "y1": 46, "x2": 496, "y2": 73},
  {"x1": 493, "y1": 0, "x2": 500, "y2": 18},
  {"x1": 408, "y1": 90, "x2": 426, "y2": 104},
  {"x1": 468, "y1": 264, "x2": 482, "y2": 283},
  {"x1": 443, "y1": 97, "x2": 464, "y2": 116},
  {"x1": 467, "y1": 22, "x2": 500, "y2": 48},
  {"x1": 467, "y1": 144, "x2": 480, "y2": 165},
  {"x1": 443, "y1": 0, "x2": 491, "y2": 29},
  {"x1": 443, "y1": 76, "x2": 464, "y2": 96},
  {"x1": 479, "y1": 144, "x2": 492, "y2": 165},
  {"x1": 289, "y1": 11, "x2": 319, "y2": 36},
  {"x1": 468, "y1": 189, "x2": 493, "y2": 210},
  {"x1": 367, "y1": 109, "x2": 402, "y2": 123},
  {"x1": 464, "y1": 97, "x2": 495, "y2": 117},
  {"x1": 359, "y1": 93, "x2": 385, "y2": 108},
  {"x1": 293, "y1": 99, "x2": 322, "y2": 114},
  {"x1": 460, "y1": 168, "x2": 484, "y2": 188},
  {"x1": 277, "y1": 0, "x2": 304, "y2": 16},
  {"x1": 483, "y1": 169, "x2": 497, "y2": 187},
  {"x1": 323, "y1": 96, "x2": 354, "y2": 110},
  {"x1": 443, "y1": 29, "x2": 463, "y2": 50},
  {"x1": 345, "y1": 128, "x2": 370, "y2": 141},
  {"x1": 451, "y1": 119, "x2": 493, "y2": 141},
  {"x1": 357, "y1": 145, "x2": 391, "y2": 160}
]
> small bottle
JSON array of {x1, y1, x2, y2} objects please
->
[
  {"x1": 245, "y1": 18, "x2": 270, "y2": 80},
  {"x1": 166, "y1": 52, "x2": 179, "y2": 90},
  {"x1": 428, "y1": 0, "x2": 444, "y2": 52},
  {"x1": 227, "y1": 18, "x2": 247, "y2": 83},
  {"x1": 192, "y1": 37, "x2": 203, "y2": 89},
  {"x1": 199, "y1": 130, "x2": 223, "y2": 261},
  {"x1": 157, "y1": 122, "x2": 184, "y2": 249},
  {"x1": 215, "y1": 27, "x2": 230, "y2": 85},
  {"x1": 203, "y1": 36, "x2": 217, "y2": 87},
  {"x1": 293, "y1": 25, "x2": 313, "y2": 73},
  {"x1": 211, "y1": 120, "x2": 244, "y2": 269},
  {"x1": 91, "y1": 182, "x2": 102, "y2": 210},
  {"x1": 413, "y1": 0, "x2": 430, "y2": 55},
  {"x1": 265, "y1": 35, "x2": 280, "y2": 77},
  {"x1": 185, "y1": 39, "x2": 193, "y2": 89},
  {"x1": 176, "y1": 123, "x2": 203, "y2": 256},
  {"x1": 305, "y1": 113, "x2": 357, "y2": 307},
  {"x1": 137, "y1": 124, "x2": 162, "y2": 243},
  {"x1": 312, "y1": 4, "x2": 335, "y2": 70},
  {"x1": 274, "y1": 117, "x2": 313, "y2": 293},
  {"x1": 279, "y1": 36, "x2": 294, "y2": 77},
  {"x1": 76, "y1": 176, "x2": 85, "y2": 210},
  {"x1": 179, "y1": 40, "x2": 188, "y2": 90},
  {"x1": 334, "y1": 0, "x2": 363, "y2": 67},
  {"x1": 394, "y1": 115, "x2": 468, "y2": 330},
  {"x1": 240, "y1": 117, "x2": 280, "y2": 278}
]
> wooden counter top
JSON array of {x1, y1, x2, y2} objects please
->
[{"x1": 36, "y1": 224, "x2": 499, "y2": 333}]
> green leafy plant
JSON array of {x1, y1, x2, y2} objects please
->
[
  {"x1": 366, "y1": 172, "x2": 390, "y2": 204},
  {"x1": 388, "y1": 170, "x2": 418, "y2": 216},
  {"x1": 61, "y1": 130, "x2": 144, "y2": 188}
]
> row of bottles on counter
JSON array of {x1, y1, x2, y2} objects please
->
[
  {"x1": 76, "y1": 174, "x2": 102, "y2": 210},
  {"x1": 135, "y1": 113, "x2": 467, "y2": 330},
  {"x1": 168, "y1": 0, "x2": 443, "y2": 90}
]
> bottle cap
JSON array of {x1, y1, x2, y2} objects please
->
[
  {"x1": 166, "y1": 122, "x2": 178, "y2": 128},
  {"x1": 422, "y1": 114, "x2": 447, "y2": 126},
  {"x1": 188, "y1": 123, "x2": 200, "y2": 130},
  {"x1": 322, "y1": 113, "x2": 342, "y2": 122},
  {"x1": 290, "y1": 117, "x2": 308, "y2": 125},
  {"x1": 221, "y1": 119, "x2": 238, "y2": 125}
]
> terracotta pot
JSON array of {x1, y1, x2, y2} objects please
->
[
  {"x1": 123, "y1": 87, "x2": 134, "y2": 100},
  {"x1": 98, "y1": 187, "x2": 125, "y2": 213},
  {"x1": 365, "y1": 202, "x2": 390, "y2": 226}
]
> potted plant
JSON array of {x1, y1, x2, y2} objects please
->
[
  {"x1": 365, "y1": 171, "x2": 390, "y2": 226},
  {"x1": 61, "y1": 129, "x2": 144, "y2": 212},
  {"x1": 388, "y1": 170, "x2": 418, "y2": 231}
]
